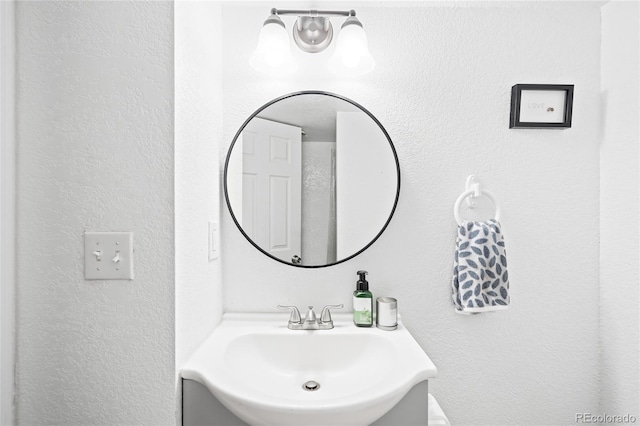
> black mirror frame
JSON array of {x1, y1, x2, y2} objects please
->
[{"x1": 223, "y1": 90, "x2": 401, "y2": 268}]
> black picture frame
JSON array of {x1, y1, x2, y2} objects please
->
[{"x1": 509, "y1": 84, "x2": 574, "y2": 129}]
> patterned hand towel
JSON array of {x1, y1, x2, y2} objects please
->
[{"x1": 451, "y1": 219, "x2": 510, "y2": 313}]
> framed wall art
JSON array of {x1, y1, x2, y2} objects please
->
[{"x1": 510, "y1": 84, "x2": 574, "y2": 129}]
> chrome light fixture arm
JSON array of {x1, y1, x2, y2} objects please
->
[{"x1": 270, "y1": 8, "x2": 355, "y2": 18}]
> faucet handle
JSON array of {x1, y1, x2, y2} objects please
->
[
  {"x1": 320, "y1": 304, "x2": 344, "y2": 323},
  {"x1": 277, "y1": 305, "x2": 301, "y2": 324},
  {"x1": 304, "y1": 306, "x2": 317, "y2": 323}
]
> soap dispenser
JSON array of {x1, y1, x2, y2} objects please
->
[{"x1": 353, "y1": 270, "x2": 373, "y2": 327}]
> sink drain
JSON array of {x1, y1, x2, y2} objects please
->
[{"x1": 302, "y1": 380, "x2": 320, "y2": 391}]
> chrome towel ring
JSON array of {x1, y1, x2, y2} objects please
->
[{"x1": 453, "y1": 175, "x2": 501, "y2": 225}]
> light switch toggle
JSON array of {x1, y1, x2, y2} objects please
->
[{"x1": 84, "y1": 232, "x2": 134, "y2": 280}]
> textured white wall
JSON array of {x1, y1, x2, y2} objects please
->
[
  {"x1": 175, "y1": 0, "x2": 223, "y2": 379},
  {"x1": 600, "y1": 0, "x2": 639, "y2": 417},
  {"x1": 16, "y1": 2, "x2": 175, "y2": 425},
  {"x1": 221, "y1": 2, "x2": 602, "y2": 424}
]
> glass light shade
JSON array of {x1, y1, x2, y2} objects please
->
[
  {"x1": 250, "y1": 20, "x2": 297, "y2": 75},
  {"x1": 328, "y1": 22, "x2": 375, "y2": 77}
]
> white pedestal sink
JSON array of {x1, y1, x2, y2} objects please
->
[{"x1": 181, "y1": 313, "x2": 437, "y2": 426}]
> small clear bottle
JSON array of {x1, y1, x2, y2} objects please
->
[{"x1": 353, "y1": 270, "x2": 373, "y2": 327}]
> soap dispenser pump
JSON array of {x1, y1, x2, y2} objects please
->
[{"x1": 353, "y1": 270, "x2": 373, "y2": 327}]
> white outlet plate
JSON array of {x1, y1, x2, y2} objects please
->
[
  {"x1": 84, "y1": 232, "x2": 134, "y2": 280},
  {"x1": 208, "y1": 221, "x2": 219, "y2": 261}
]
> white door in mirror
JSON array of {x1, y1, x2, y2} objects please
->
[
  {"x1": 84, "y1": 231, "x2": 133, "y2": 280},
  {"x1": 241, "y1": 118, "x2": 302, "y2": 262}
]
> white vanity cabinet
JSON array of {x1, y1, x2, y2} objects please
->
[{"x1": 182, "y1": 378, "x2": 431, "y2": 426}]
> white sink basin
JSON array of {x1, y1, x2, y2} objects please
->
[{"x1": 181, "y1": 313, "x2": 437, "y2": 426}]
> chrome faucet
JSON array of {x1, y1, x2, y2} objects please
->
[{"x1": 278, "y1": 304, "x2": 344, "y2": 330}]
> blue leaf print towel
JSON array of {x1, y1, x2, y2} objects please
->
[{"x1": 451, "y1": 219, "x2": 510, "y2": 314}]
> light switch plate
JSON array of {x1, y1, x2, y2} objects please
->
[
  {"x1": 84, "y1": 232, "x2": 134, "y2": 280},
  {"x1": 208, "y1": 221, "x2": 219, "y2": 261}
]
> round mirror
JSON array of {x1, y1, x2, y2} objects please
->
[{"x1": 224, "y1": 91, "x2": 400, "y2": 268}]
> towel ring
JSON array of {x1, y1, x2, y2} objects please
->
[{"x1": 454, "y1": 188, "x2": 501, "y2": 225}]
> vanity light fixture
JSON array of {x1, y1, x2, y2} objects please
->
[
  {"x1": 249, "y1": 12, "x2": 297, "y2": 75},
  {"x1": 250, "y1": 8, "x2": 375, "y2": 76}
]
